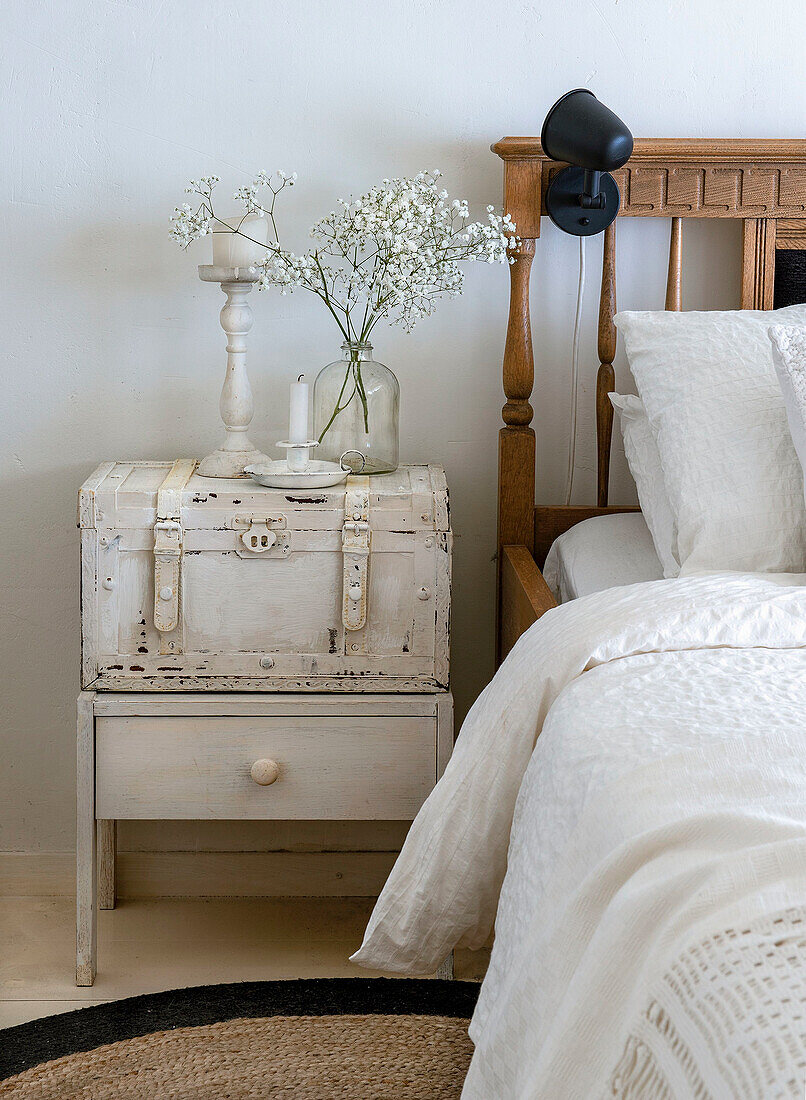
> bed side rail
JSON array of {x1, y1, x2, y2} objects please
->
[{"x1": 499, "y1": 545, "x2": 557, "y2": 661}]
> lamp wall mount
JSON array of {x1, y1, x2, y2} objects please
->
[{"x1": 545, "y1": 167, "x2": 621, "y2": 236}]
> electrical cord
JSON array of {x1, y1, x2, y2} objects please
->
[{"x1": 564, "y1": 235, "x2": 587, "y2": 506}]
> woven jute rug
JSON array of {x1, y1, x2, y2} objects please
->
[{"x1": 0, "y1": 978, "x2": 478, "y2": 1099}]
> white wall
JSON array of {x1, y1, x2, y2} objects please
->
[{"x1": 2, "y1": 0, "x2": 805, "y2": 853}]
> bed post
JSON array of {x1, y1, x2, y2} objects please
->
[
  {"x1": 497, "y1": 239, "x2": 537, "y2": 662},
  {"x1": 493, "y1": 148, "x2": 557, "y2": 663},
  {"x1": 499, "y1": 239, "x2": 537, "y2": 546}
]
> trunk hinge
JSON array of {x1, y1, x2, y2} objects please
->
[{"x1": 342, "y1": 476, "x2": 371, "y2": 632}]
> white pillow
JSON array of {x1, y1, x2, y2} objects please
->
[
  {"x1": 769, "y1": 324, "x2": 806, "y2": 506},
  {"x1": 543, "y1": 512, "x2": 664, "y2": 602},
  {"x1": 608, "y1": 393, "x2": 679, "y2": 577},
  {"x1": 615, "y1": 305, "x2": 806, "y2": 574}
]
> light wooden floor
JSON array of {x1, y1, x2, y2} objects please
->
[{"x1": 1, "y1": 896, "x2": 490, "y2": 1029}]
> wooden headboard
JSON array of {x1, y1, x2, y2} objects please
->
[{"x1": 491, "y1": 138, "x2": 806, "y2": 660}]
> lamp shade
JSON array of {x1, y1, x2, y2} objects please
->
[{"x1": 541, "y1": 89, "x2": 633, "y2": 170}]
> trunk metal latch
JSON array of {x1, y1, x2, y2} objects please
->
[{"x1": 231, "y1": 514, "x2": 290, "y2": 557}]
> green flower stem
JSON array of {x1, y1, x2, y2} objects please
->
[
  {"x1": 317, "y1": 350, "x2": 370, "y2": 445},
  {"x1": 317, "y1": 359, "x2": 355, "y2": 444},
  {"x1": 353, "y1": 357, "x2": 370, "y2": 433}
]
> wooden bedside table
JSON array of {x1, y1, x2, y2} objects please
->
[{"x1": 76, "y1": 463, "x2": 453, "y2": 985}]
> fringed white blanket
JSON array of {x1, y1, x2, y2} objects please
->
[{"x1": 351, "y1": 574, "x2": 806, "y2": 1098}]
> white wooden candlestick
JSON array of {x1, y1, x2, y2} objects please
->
[{"x1": 197, "y1": 265, "x2": 270, "y2": 479}]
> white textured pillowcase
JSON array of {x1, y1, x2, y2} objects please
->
[
  {"x1": 615, "y1": 306, "x2": 806, "y2": 574},
  {"x1": 608, "y1": 393, "x2": 679, "y2": 577},
  {"x1": 769, "y1": 324, "x2": 806, "y2": 506}
]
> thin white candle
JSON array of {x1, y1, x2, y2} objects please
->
[
  {"x1": 212, "y1": 211, "x2": 269, "y2": 269},
  {"x1": 289, "y1": 375, "x2": 309, "y2": 444},
  {"x1": 286, "y1": 374, "x2": 310, "y2": 472}
]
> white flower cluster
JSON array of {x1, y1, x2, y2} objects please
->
[
  {"x1": 169, "y1": 176, "x2": 220, "y2": 246},
  {"x1": 255, "y1": 170, "x2": 518, "y2": 334},
  {"x1": 233, "y1": 169, "x2": 297, "y2": 215},
  {"x1": 169, "y1": 202, "x2": 211, "y2": 246},
  {"x1": 170, "y1": 168, "x2": 518, "y2": 340}
]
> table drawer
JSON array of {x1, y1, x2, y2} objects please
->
[{"x1": 95, "y1": 716, "x2": 436, "y2": 820}]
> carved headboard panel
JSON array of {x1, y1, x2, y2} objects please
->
[
  {"x1": 491, "y1": 138, "x2": 806, "y2": 559},
  {"x1": 773, "y1": 224, "x2": 806, "y2": 308}
]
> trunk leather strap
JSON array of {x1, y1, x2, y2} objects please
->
[
  {"x1": 153, "y1": 459, "x2": 196, "y2": 641},
  {"x1": 342, "y1": 476, "x2": 371, "y2": 632}
]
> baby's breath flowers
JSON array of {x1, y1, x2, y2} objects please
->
[
  {"x1": 171, "y1": 168, "x2": 518, "y2": 442},
  {"x1": 171, "y1": 169, "x2": 517, "y2": 342}
]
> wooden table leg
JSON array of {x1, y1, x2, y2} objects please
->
[
  {"x1": 76, "y1": 692, "x2": 97, "y2": 986},
  {"x1": 98, "y1": 820, "x2": 116, "y2": 910},
  {"x1": 435, "y1": 694, "x2": 454, "y2": 782}
]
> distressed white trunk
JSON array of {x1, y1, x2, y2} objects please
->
[{"x1": 79, "y1": 463, "x2": 451, "y2": 691}]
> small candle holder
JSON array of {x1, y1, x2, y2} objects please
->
[
  {"x1": 276, "y1": 439, "x2": 320, "y2": 473},
  {"x1": 196, "y1": 264, "x2": 271, "y2": 479},
  {"x1": 244, "y1": 449, "x2": 365, "y2": 490}
]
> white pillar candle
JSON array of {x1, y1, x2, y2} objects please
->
[
  {"x1": 289, "y1": 375, "x2": 309, "y2": 444},
  {"x1": 212, "y1": 211, "x2": 269, "y2": 269}
]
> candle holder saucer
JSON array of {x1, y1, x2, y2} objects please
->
[
  {"x1": 244, "y1": 450, "x2": 365, "y2": 489},
  {"x1": 244, "y1": 460, "x2": 348, "y2": 489}
]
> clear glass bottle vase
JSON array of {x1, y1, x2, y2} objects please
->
[{"x1": 313, "y1": 342, "x2": 400, "y2": 474}]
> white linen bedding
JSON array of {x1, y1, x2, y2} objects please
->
[{"x1": 352, "y1": 574, "x2": 806, "y2": 1098}]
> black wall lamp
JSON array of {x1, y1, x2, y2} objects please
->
[{"x1": 540, "y1": 89, "x2": 633, "y2": 236}]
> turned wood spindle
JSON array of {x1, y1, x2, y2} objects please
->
[
  {"x1": 496, "y1": 237, "x2": 536, "y2": 666},
  {"x1": 501, "y1": 239, "x2": 536, "y2": 432},
  {"x1": 498, "y1": 238, "x2": 537, "y2": 552},
  {"x1": 666, "y1": 217, "x2": 683, "y2": 311},
  {"x1": 596, "y1": 222, "x2": 617, "y2": 507}
]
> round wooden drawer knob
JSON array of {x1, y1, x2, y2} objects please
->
[{"x1": 250, "y1": 758, "x2": 280, "y2": 786}]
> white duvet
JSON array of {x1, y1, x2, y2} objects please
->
[{"x1": 352, "y1": 574, "x2": 806, "y2": 1098}]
